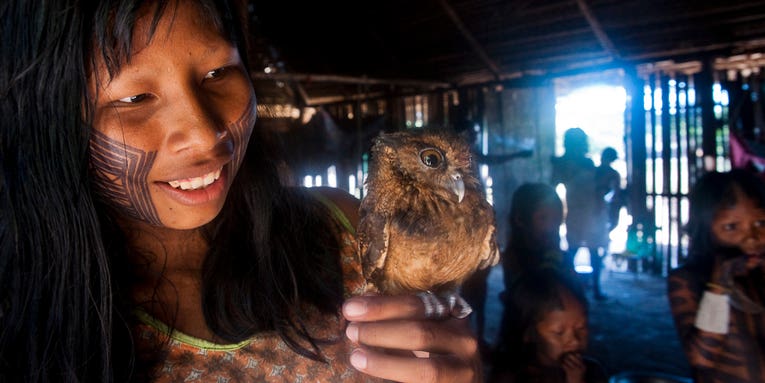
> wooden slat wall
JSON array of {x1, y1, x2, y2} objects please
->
[{"x1": 634, "y1": 61, "x2": 735, "y2": 275}]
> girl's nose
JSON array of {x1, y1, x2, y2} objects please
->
[
  {"x1": 564, "y1": 332, "x2": 582, "y2": 349},
  {"x1": 745, "y1": 224, "x2": 763, "y2": 243},
  {"x1": 166, "y1": 88, "x2": 227, "y2": 153}
]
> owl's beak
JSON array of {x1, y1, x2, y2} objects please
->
[{"x1": 450, "y1": 173, "x2": 465, "y2": 203}]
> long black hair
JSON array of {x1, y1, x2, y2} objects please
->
[
  {"x1": 684, "y1": 169, "x2": 765, "y2": 280},
  {"x1": 1, "y1": 0, "x2": 344, "y2": 381}
]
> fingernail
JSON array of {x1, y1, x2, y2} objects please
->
[
  {"x1": 350, "y1": 349, "x2": 367, "y2": 370},
  {"x1": 343, "y1": 300, "x2": 367, "y2": 317},
  {"x1": 345, "y1": 323, "x2": 359, "y2": 342}
]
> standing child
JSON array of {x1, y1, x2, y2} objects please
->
[
  {"x1": 490, "y1": 268, "x2": 607, "y2": 383},
  {"x1": 551, "y1": 128, "x2": 608, "y2": 300},
  {"x1": 668, "y1": 169, "x2": 765, "y2": 382}
]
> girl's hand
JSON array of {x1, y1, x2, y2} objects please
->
[
  {"x1": 716, "y1": 254, "x2": 764, "y2": 287},
  {"x1": 560, "y1": 352, "x2": 586, "y2": 383},
  {"x1": 342, "y1": 294, "x2": 482, "y2": 383}
]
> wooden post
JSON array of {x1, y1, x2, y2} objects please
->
[{"x1": 697, "y1": 59, "x2": 718, "y2": 171}]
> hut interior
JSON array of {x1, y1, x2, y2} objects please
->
[{"x1": 246, "y1": 1, "x2": 765, "y2": 378}]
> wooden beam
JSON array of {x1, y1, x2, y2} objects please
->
[
  {"x1": 437, "y1": 0, "x2": 503, "y2": 81},
  {"x1": 303, "y1": 92, "x2": 387, "y2": 107},
  {"x1": 575, "y1": 0, "x2": 620, "y2": 59},
  {"x1": 250, "y1": 72, "x2": 451, "y2": 89}
]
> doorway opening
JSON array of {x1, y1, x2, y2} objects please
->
[{"x1": 554, "y1": 74, "x2": 629, "y2": 272}]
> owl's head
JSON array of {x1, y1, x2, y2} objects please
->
[{"x1": 371, "y1": 130, "x2": 478, "y2": 203}]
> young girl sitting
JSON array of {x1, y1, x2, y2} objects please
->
[
  {"x1": 490, "y1": 268, "x2": 607, "y2": 383},
  {"x1": 668, "y1": 169, "x2": 765, "y2": 382}
]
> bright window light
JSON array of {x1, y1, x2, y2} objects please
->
[{"x1": 327, "y1": 166, "x2": 337, "y2": 188}]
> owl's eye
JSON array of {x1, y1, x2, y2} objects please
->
[{"x1": 419, "y1": 148, "x2": 443, "y2": 168}]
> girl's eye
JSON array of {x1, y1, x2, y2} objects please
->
[
  {"x1": 117, "y1": 94, "x2": 149, "y2": 104},
  {"x1": 722, "y1": 223, "x2": 737, "y2": 231},
  {"x1": 204, "y1": 67, "x2": 228, "y2": 80},
  {"x1": 755, "y1": 220, "x2": 765, "y2": 228}
]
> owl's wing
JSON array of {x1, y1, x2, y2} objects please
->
[
  {"x1": 477, "y1": 215, "x2": 500, "y2": 270},
  {"x1": 358, "y1": 210, "x2": 390, "y2": 288}
]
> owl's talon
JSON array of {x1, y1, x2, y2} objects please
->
[
  {"x1": 417, "y1": 292, "x2": 446, "y2": 319},
  {"x1": 448, "y1": 294, "x2": 473, "y2": 319},
  {"x1": 417, "y1": 292, "x2": 473, "y2": 319}
]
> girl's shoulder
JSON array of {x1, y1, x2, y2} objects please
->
[
  {"x1": 306, "y1": 186, "x2": 360, "y2": 232},
  {"x1": 667, "y1": 264, "x2": 706, "y2": 297}
]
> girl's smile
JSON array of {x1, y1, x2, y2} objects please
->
[{"x1": 156, "y1": 165, "x2": 228, "y2": 206}]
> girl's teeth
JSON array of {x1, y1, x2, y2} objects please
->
[{"x1": 168, "y1": 168, "x2": 222, "y2": 190}]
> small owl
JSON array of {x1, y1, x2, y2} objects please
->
[{"x1": 357, "y1": 130, "x2": 500, "y2": 316}]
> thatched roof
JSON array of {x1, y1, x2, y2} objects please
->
[{"x1": 248, "y1": 0, "x2": 765, "y2": 105}]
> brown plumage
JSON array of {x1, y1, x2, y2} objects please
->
[{"x1": 357, "y1": 130, "x2": 500, "y2": 305}]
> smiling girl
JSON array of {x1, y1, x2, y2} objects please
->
[{"x1": 0, "y1": 1, "x2": 481, "y2": 382}]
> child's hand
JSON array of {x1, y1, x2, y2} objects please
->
[
  {"x1": 342, "y1": 294, "x2": 481, "y2": 383},
  {"x1": 716, "y1": 255, "x2": 765, "y2": 288},
  {"x1": 560, "y1": 351, "x2": 586, "y2": 383}
]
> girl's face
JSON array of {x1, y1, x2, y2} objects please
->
[
  {"x1": 88, "y1": 2, "x2": 256, "y2": 230},
  {"x1": 711, "y1": 193, "x2": 765, "y2": 257},
  {"x1": 531, "y1": 291, "x2": 588, "y2": 366}
]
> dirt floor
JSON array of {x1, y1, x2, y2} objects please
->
[{"x1": 479, "y1": 261, "x2": 693, "y2": 380}]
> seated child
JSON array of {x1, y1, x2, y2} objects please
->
[
  {"x1": 502, "y1": 182, "x2": 569, "y2": 290},
  {"x1": 490, "y1": 267, "x2": 607, "y2": 383}
]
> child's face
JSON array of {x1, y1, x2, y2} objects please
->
[
  {"x1": 88, "y1": 2, "x2": 256, "y2": 230},
  {"x1": 532, "y1": 291, "x2": 588, "y2": 366},
  {"x1": 711, "y1": 193, "x2": 765, "y2": 257}
]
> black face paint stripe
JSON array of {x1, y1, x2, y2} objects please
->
[
  {"x1": 90, "y1": 129, "x2": 162, "y2": 226},
  {"x1": 227, "y1": 97, "x2": 256, "y2": 179}
]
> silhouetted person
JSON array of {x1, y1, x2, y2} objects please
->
[
  {"x1": 595, "y1": 147, "x2": 622, "y2": 234},
  {"x1": 551, "y1": 128, "x2": 608, "y2": 301}
]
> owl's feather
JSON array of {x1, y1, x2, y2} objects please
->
[{"x1": 358, "y1": 130, "x2": 500, "y2": 297}]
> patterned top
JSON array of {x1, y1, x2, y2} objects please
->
[
  {"x1": 133, "y1": 197, "x2": 382, "y2": 382},
  {"x1": 668, "y1": 266, "x2": 765, "y2": 383}
]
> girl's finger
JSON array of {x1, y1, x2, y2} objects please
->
[
  {"x1": 346, "y1": 319, "x2": 477, "y2": 359},
  {"x1": 343, "y1": 294, "x2": 446, "y2": 322},
  {"x1": 561, "y1": 352, "x2": 584, "y2": 369},
  {"x1": 349, "y1": 347, "x2": 479, "y2": 383}
]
